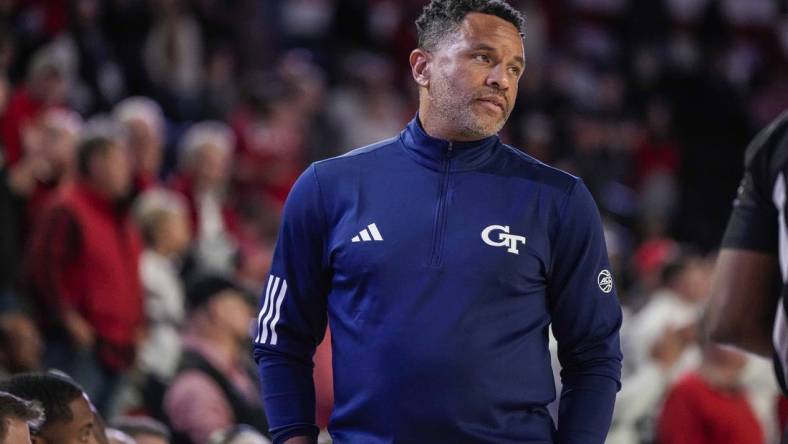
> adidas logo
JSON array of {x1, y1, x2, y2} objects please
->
[{"x1": 352, "y1": 223, "x2": 384, "y2": 242}]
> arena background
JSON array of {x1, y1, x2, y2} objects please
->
[{"x1": 0, "y1": 0, "x2": 787, "y2": 443}]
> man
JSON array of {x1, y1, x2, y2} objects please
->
[
  {"x1": 24, "y1": 120, "x2": 143, "y2": 413},
  {"x1": 0, "y1": 372, "x2": 97, "y2": 444},
  {"x1": 164, "y1": 275, "x2": 267, "y2": 444},
  {"x1": 705, "y1": 112, "x2": 788, "y2": 387},
  {"x1": 0, "y1": 391, "x2": 44, "y2": 444},
  {"x1": 253, "y1": 1, "x2": 623, "y2": 443}
]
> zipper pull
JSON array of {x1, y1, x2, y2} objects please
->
[{"x1": 447, "y1": 141, "x2": 453, "y2": 158}]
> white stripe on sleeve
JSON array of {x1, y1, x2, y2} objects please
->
[{"x1": 269, "y1": 280, "x2": 288, "y2": 345}]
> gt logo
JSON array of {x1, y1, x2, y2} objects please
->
[{"x1": 481, "y1": 225, "x2": 526, "y2": 255}]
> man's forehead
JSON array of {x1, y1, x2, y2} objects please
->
[
  {"x1": 457, "y1": 13, "x2": 524, "y2": 53},
  {"x1": 461, "y1": 12, "x2": 523, "y2": 39}
]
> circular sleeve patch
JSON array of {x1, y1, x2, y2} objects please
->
[{"x1": 598, "y1": 269, "x2": 613, "y2": 293}]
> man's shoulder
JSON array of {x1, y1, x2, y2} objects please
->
[
  {"x1": 496, "y1": 143, "x2": 580, "y2": 194},
  {"x1": 314, "y1": 136, "x2": 401, "y2": 169},
  {"x1": 745, "y1": 109, "x2": 788, "y2": 172}
]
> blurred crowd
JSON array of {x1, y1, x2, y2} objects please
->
[{"x1": 0, "y1": 0, "x2": 786, "y2": 443}]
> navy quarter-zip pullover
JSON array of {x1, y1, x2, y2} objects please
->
[{"x1": 253, "y1": 116, "x2": 623, "y2": 444}]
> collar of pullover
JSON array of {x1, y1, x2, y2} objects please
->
[{"x1": 400, "y1": 114, "x2": 499, "y2": 172}]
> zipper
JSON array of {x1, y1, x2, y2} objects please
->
[{"x1": 429, "y1": 142, "x2": 453, "y2": 267}]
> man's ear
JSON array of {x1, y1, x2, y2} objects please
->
[{"x1": 410, "y1": 49, "x2": 431, "y2": 87}]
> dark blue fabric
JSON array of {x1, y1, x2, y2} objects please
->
[{"x1": 253, "y1": 117, "x2": 623, "y2": 444}]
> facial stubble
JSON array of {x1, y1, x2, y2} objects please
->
[{"x1": 428, "y1": 72, "x2": 510, "y2": 140}]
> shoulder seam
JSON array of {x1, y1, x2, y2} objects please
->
[
  {"x1": 499, "y1": 143, "x2": 580, "y2": 182},
  {"x1": 310, "y1": 164, "x2": 330, "y2": 269},
  {"x1": 314, "y1": 136, "x2": 399, "y2": 166}
]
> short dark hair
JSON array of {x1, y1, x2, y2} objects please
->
[
  {"x1": 0, "y1": 372, "x2": 85, "y2": 432},
  {"x1": 416, "y1": 0, "x2": 525, "y2": 51},
  {"x1": 0, "y1": 391, "x2": 45, "y2": 440}
]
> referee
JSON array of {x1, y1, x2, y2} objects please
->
[
  {"x1": 705, "y1": 111, "x2": 788, "y2": 398},
  {"x1": 253, "y1": 1, "x2": 623, "y2": 443}
]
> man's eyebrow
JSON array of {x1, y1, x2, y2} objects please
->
[
  {"x1": 471, "y1": 44, "x2": 496, "y2": 52},
  {"x1": 471, "y1": 44, "x2": 525, "y2": 67}
]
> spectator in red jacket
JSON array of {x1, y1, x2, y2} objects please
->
[
  {"x1": 657, "y1": 343, "x2": 764, "y2": 444},
  {"x1": 25, "y1": 119, "x2": 143, "y2": 414}
]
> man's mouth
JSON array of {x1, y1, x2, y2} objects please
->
[{"x1": 476, "y1": 97, "x2": 506, "y2": 113}]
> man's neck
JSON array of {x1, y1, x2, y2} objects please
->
[{"x1": 417, "y1": 97, "x2": 481, "y2": 142}]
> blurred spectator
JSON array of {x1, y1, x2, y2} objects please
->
[
  {"x1": 0, "y1": 107, "x2": 81, "y2": 292},
  {"x1": 199, "y1": 44, "x2": 239, "y2": 121},
  {"x1": 112, "y1": 416, "x2": 170, "y2": 444},
  {"x1": 610, "y1": 254, "x2": 710, "y2": 442},
  {"x1": 634, "y1": 99, "x2": 681, "y2": 226},
  {"x1": 21, "y1": 108, "x2": 82, "y2": 223},
  {"x1": 133, "y1": 188, "x2": 190, "y2": 382},
  {"x1": 277, "y1": 50, "x2": 341, "y2": 163},
  {"x1": 0, "y1": 372, "x2": 97, "y2": 444},
  {"x1": 0, "y1": 310, "x2": 44, "y2": 377},
  {"x1": 114, "y1": 97, "x2": 166, "y2": 191},
  {"x1": 328, "y1": 51, "x2": 408, "y2": 151},
  {"x1": 170, "y1": 121, "x2": 238, "y2": 275},
  {"x1": 143, "y1": 0, "x2": 203, "y2": 120},
  {"x1": 63, "y1": 0, "x2": 125, "y2": 114},
  {"x1": 656, "y1": 344, "x2": 764, "y2": 444},
  {"x1": 0, "y1": 105, "x2": 80, "y2": 314},
  {"x1": 625, "y1": 254, "x2": 710, "y2": 371},
  {"x1": 164, "y1": 275, "x2": 267, "y2": 444},
  {"x1": 608, "y1": 320, "x2": 695, "y2": 444},
  {"x1": 25, "y1": 122, "x2": 143, "y2": 414},
  {"x1": 231, "y1": 72, "x2": 305, "y2": 207},
  {"x1": 629, "y1": 238, "x2": 680, "y2": 307},
  {"x1": 0, "y1": 391, "x2": 44, "y2": 444},
  {"x1": 0, "y1": 44, "x2": 67, "y2": 167}
]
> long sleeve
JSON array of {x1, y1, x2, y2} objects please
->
[
  {"x1": 547, "y1": 179, "x2": 623, "y2": 444},
  {"x1": 253, "y1": 164, "x2": 331, "y2": 444}
]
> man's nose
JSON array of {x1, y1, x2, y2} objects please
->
[{"x1": 486, "y1": 64, "x2": 509, "y2": 91}]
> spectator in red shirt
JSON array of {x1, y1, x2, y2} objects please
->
[
  {"x1": 25, "y1": 119, "x2": 143, "y2": 414},
  {"x1": 657, "y1": 343, "x2": 764, "y2": 444}
]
